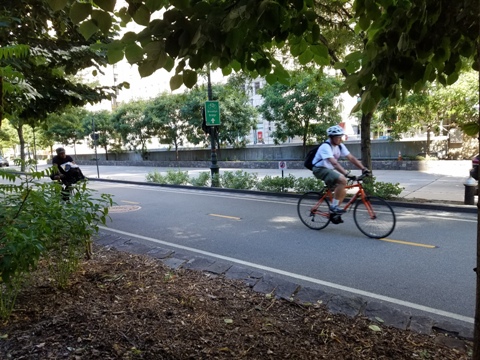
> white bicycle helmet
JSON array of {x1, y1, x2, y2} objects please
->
[{"x1": 326, "y1": 125, "x2": 344, "y2": 136}]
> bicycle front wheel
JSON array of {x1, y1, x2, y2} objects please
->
[
  {"x1": 297, "y1": 192, "x2": 331, "y2": 230},
  {"x1": 353, "y1": 196, "x2": 396, "y2": 238}
]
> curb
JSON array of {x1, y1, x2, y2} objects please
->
[
  {"x1": 95, "y1": 231, "x2": 473, "y2": 341},
  {"x1": 88, "y1": 177, "x2": 477, "y2": 214}
]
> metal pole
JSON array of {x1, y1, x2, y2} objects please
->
[
  {"x1": 32, "y1": 125, "x2": 37, "y2": 172},
  {"x1": 207, "y1": 67, "x2": 219, "y2": 186},
  {"x1": 92, "y1": 119, "x2": 100, "y2": 178}
]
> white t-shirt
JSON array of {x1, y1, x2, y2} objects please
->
[{"x1": 312, "y1": 140, "x2": 350, "y2": 169}]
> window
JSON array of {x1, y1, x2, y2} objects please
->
[{"x1": 254, "y1": 82, "x2": 261, "y2": 95}]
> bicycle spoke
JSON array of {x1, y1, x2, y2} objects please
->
[
  {"x1": 297, "y1": 192, "x2": 331, "y2": 230},
  {"x1": 353, "y1": 196, "x2": 396, "y2": 238}
]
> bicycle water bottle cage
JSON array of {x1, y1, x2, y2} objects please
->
[{"x1": 330, "y1": 214, "x2": 344, "y2": 225}]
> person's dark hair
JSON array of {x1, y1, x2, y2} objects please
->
[{"x1": 56, "y1": 147, "x2": 66, "y2": 155}]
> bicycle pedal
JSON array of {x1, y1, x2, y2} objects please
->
[{"x1": 330, "y1": 214, "x2": 343, "y2": 225}]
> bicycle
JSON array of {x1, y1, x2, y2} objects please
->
[{"x1": 297, "y1": 173, "x2": 396, "y2": 238}]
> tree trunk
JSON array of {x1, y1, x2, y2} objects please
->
[
  {"x1": 16, "y1": 125, "x2": 25, "y2": 172},
  {"x1": 473, "y1": 52, "x2": 480, "y2": 360},
  {"x1": 360, "y1": 112, "x2": 373, "y2": 171},
  {"x1": 0, "y1": 77, "x2": 3, "y2": 128}
]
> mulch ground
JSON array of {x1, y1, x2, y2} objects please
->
[{"x1": 0, "y1": 246, "x2": 473, "y2": 359}]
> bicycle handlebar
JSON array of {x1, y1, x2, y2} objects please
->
[{"x1": 347, "y1": 172, "x2": 370, "y2": 185}]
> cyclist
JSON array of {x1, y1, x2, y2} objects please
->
[
  {"x1": 50, "y1": 147, "x2": 85, "y2": 200},
  {"x1": 50, "y1": 147, "x2": 75, "y2": 182},
  {"x1": 312, "y1": 125, "x2": 370, "y2": 214}
]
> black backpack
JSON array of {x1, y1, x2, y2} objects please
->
[
  {"x1": 304, "y1": 142, "x2": 343, "y2": 170},
  {"x1": 64, "y1": 166, "x2": 86, "y2": 185}
]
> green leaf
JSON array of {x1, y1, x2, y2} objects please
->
[
  {"x1": 164, "y1": 56, "x2": 175, "y2": 72},
  {"x1": 446, "y1": 72, "x2": 459, "y2": 85},
  {"x1": 460, "y1": 122, "x2": 479, "y2": 136},
  {"x1": 94, "y1": 0, "x2": 116, "y2": 12},
  {"x1": 107, "y1": 47, "x2": 124, "y2": 64},
  {"x1": 313, "y1": 55, "x2": 329, "y2": 66},
  {"x1": 138, "y1": 61, "x2": 156, "y2": 77},
  {"x1": 78, "y1": 20, "x2": 99, "y2": 40},
  {"x1": 170, "y1": 74, "x2": 183, "y2": 90},
  {"x1": 231, "y1": 60, "x2": 242, "y2": 72},
  {"x1": 298, "y1": 49, "x2": 313, "y2": 65},
  {"x1": 117, "y1": 7, "x2": 131, "y2": 23},
  {"x1": 125, "y1": 43, "x2": 144, "y2": 64},
  {"x1": 171, "y1": 0, "x2": 190, "y2": 10},
  {"x1": 47, "y1": 0, "x2": 68, "y2": 12},
  {"x1": 133, "y1": 5, "x2": 151, "y2": 26},
  {"x1": 345, "y1": 51, "x2": 363, "y2": 62},
  {"x1": 145, "y1": 0, "x2": 166, "y2": 12},
  {"x1": 358, "y1": 16, "x2": 370, "y2": 31},
  {"x1": 369, "y1": 325, "x2": 382, "y2": 332},
  {"x1": 183, "y1": 70, "x2": 197, "y2": 88},
  {"x1": 265, "y1": 73, "x2": 277, "y2": 84},
  {"x1": 222, "y1": 66, "x2": 232, "y2": 76},
  {"x1": 310, "y1": 44, "x2": 328, "y2": 59},
  {"x1": 290, "y1": 39, "x2": 308, "y2": 57},
  {"x1": 193, "y1": 0, "x2": 211, "y2": 15},
  {"x1": 70, "y1": 2, "x2": 92, "y2": 24},
  {"x1": 122, "y1": 32, "x2": 138, "y2": 44},
  {"x1": 91, "y1": 10, "x2": 112, "y2": 34}
]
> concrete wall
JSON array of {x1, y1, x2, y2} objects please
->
[{"x1": 73, "y1": 139, "x2": 463, "y2": 163}]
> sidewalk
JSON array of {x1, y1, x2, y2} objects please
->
[{"x1": 71, "y1": 160, "x2": 474, "y2": 205}]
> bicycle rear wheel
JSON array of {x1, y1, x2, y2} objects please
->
[
  {"x1": 353, "y1": 196, "x2": 396, "y2": 238},
  {"x1": 297, "y1": 192, "x2": 331, "y2": 230}
]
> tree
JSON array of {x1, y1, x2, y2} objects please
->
[
  {"x1": 144, "y1": 93, "x2": 190, "y2": 160},
  {"x1": 82, "y1": 110, "x2": 121, "y2": 161},
  {"x1": 43, "y1": 107, "x2": 89, "y2": 157},
  {"x1": 111, "y1": 100, "x2": 153, "y2": 160},
  {"x1": 0, "y1": 119, "x2": 18, "y2": 157},
  {"x1": 180, "y1": 78, "x2": 258, "y2": 148},
  {"x1": 259, "y1": 70, "x2": 342, "y2": 152},
  {"x1": 1, "y1": 0, "x2": 127, "y2": 169},
  {"x1": 377, "y1": 70, "x2": 479, "y2": 154}
]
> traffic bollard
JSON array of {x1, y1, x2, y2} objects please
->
[{"x1": 464, "y1": 176, "x2": 476, "y2": 205}]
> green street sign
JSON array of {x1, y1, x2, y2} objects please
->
[{"x1": 205, "y1": 101, "x2": 220, "y2": 126}]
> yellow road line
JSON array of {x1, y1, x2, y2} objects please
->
[
  {"x1": 379, "y1": 238, "x2": 437, "y2": 248},
  {"x1": 121, "y1": 200, "x2": 140, "y2": 204},
  {"x1": 208, "y1": 214, "x2": 241, "y2": 221}
]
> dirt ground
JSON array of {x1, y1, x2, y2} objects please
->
[{"x1": 0, "y1": 246, "x2": 473, "y2": 359}]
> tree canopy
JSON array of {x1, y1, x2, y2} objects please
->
[{"x1": 259, "y1": 69, "x2": 342, "y2": 150}]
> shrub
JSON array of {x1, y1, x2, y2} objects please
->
[
  {"x1": 147, "y1": 170, "x2": 190, "y2": 185},
  {"x1": 256, "y1": 174, "x2": 296, "y2": 192},
  {"x1": 293, "y1": 177, "x2": 325, "y2": 193},
  {"x1": 189, "y1": 172, "x2": 211, "y2": 187},
  {"x1": 146, "y1": 170, "x2": 167, "y2": 183},
  {"x1": 164, "y1": 170, "x2": 190, "y2": 185},
  {"x1": 0, "y1": 166, "x2": 113, "y2": 319},
  {"x1": 220, "y1": 170, "x2": 258, "y2": 190},
  {"x1": 362, "y1": 177, "x2": 404, "y2": 199}
]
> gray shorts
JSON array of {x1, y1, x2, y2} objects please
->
[{"x1": 312, "y1": 167, "x2": 340, "y2": 188}]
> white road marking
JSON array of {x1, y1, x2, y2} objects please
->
[{"x1": 98, "y1": 226, "x2": 473, "y2": 324}]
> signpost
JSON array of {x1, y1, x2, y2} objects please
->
[{"x1": 205, "y1": 100, "x2": 220, "y2": 126}]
